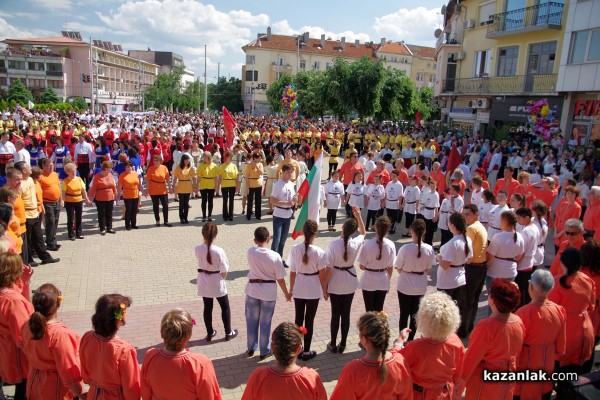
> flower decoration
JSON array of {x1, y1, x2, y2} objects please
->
[
  {"x1": 192, "y1": 318, "x2": 197, "y2": 326},
  {"x1": 298, "y1": 326, "x2": 308, "y2": 335},
  {"x1": 526, "y1": 98, "x2": 561, "y2": 142},
  {"x1": 57, "y1": 294, "x2": 64, "y2": 303},
  {"x1": 114, "y1": 303, "x2": 127, "y2": 321},
  {"x1": 378, "y1": 310, "x2": 388, "y2": 318},
  {"x1": 281, "y1": 84, "x2": 300, "y2": 118}
]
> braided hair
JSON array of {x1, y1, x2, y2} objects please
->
[
  {"x1": 449, "y1": 212, "x2": 470, "y2": 257},
  {"x1": 358, "y1": 312, "x2": 391, "y2": 384},
  {"x1": 374, "y1": 217, "x2": 391, "y2": 260},
  {"x1": 559, "y1": 247, "x2": 582, "y2": 290},
  {"x1": 341, "y1": 218, "x2": 358, "y2": 262},
  {"x1": 531, "y1": 200, "x2": 548, "y2": 231},
  {"x1": 501, "y1": 211, "x2": 519, "y2": 243},
  {"x1": 411, "y1": 219, "x2": 426, "y2": 258},
  {"x1": 271, "y1": 322, "x2": 303, "y2": 367},
  {"x1": 29, "y1": 283, "x2": 62, "y2": 340},
  {"x1": 302, "y1": 220, "x2": 318, "y2": 264},
  {"x1": 202, "y1": 222, "x2": 218, "y2": 265}
]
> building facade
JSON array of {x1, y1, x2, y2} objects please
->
[
  {"x1": 128, "y1": 50, "x2": 195, "y2": 87},
  {"x1": 434, "y1": 0, "x2": 567, "y2": 136}
]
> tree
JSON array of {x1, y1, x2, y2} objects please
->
[
  {"x1": 376, "y1": 68, "x2": 416, "y2": 121},
  {"x1": 207, "y1": 77, "x2": 243, "y2": 112},
  {"x1": 7, "y1": 79, "x2": 33, "y2": 105},
  {"x1": 266, "y1": 74, "x2": 293, "y2": 114},
  {"x1": 71, "y1": 97, "x2": 88, "y2": 111},
  {"x1": 322, "y1": 58, "x2": 353, "y2": 118},
  {"x1": 413, "y1": 86, "x2": 441, "y2": 121},
  {"x1": 294, "y1": 71, "x2": 327, "y2": 118},
  {"x1": 143, "y1": 66, "x2": 185, "y2": 111},
  {"x1": 40, "y1": 87, "x2": 61, "y2": 104}
]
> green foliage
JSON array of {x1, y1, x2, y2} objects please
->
[
  {"x1": 295, "y1": 71, "x2": 327, "y2": 118},
  {"x1": 266, "y1": 74, "x2": 293, "y2": 114},
  {"x1": 0, "y1": 99, "x2": 7, "y2": 110},
  {"x1": 143, "y1": 66, "x2": 202, "y2": 112},
  {"x1": 207, "y1": 77, "x2": 243, "y2": 112},
  {"x1": 71, "y1": 97, "x2": 88, "y2": 111},
  {"x1": 347, "y1": 57, "x2": 386, "y2": 118},
  {"x1": 376, "y1": 68, "x2": 415, "y2": 121},
  {"x1": 7, "y1": 79, "x2": 33, "y2": 104},
  {"x1": 40, "y1": 87, "x2": 61, "y2": 104}
]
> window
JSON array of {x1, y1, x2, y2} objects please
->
[
  {"x1": 474, "y1": 50, "x2": 491, "y2": 77},
  {"x1": 313, "y1": 61, "x2": 320, "y2": 70},
  {"x1": 529, "y1": 41, "x2": 556, "y2": 74},
  {"x1": 46, "y1": 63, "x2": 62, "y2": 72},
  {"x1": 245, "y1": 70, "x2": 258, "y2": 81},
  {"x1": 569, "y1": 29, "x2": 600, "y2": 63},
  {"x1": 8, "y1": 60, "x2": 25, "y2": 69},
  {"x1": 429, "y1": 74, "x2": 435, "y2": 83},
  {"x1": 497, "y1": 46, "x2": 518, "y2": 76},
  {"x1": 29, "y1": 79, "x2": 45, "y2": 88},
  {"x1": 245, "y1": 85, "x2": 252, "y2": 95},
  {"x1": 416, "y1": 72, "x2": 424, "y2": 82},
  {"x1": 246, "y1": 55, "x2": 255, "y2": 64},
  {"x1": 478, "y1": 1, "x2": 497, "y2": 25},
  {"x1": 47, "y1": 80, "x2": 63, "y2": 89},
  {"x1": 0, "y1": 60, "x2": 5, "y2": 68},
  {"x1": 325, "y1": 62, "x2": 331, "y2": 69},
  {"x1": 300, "y1": 60, "x2": 306, "y2": 70},
  {"x1": 28, "y1": 62, "x2": 44, "y2": 71},
  {"x1": 278, "y1": 57, "x2": 284, "y2": 65}
]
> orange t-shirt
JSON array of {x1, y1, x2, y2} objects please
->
[
  {"x1": 0, "y1": 288, "x2": 34, "y2": 382},
  {"x1": 88, "y1": 173, "x2": 116, "y2": 202},
  {"x1": 13, "y1": 196, "x2": 26, "y2": 234},
  {"x1": 38, "y1": 172, "x2": 61, "y2": 202},
  {"x1": 146, "y1": 165, "x2": 170, "y2": 196},
  {"x1": 62, "y1": 177, "x2": 85, "y2": 203},
  {"x1": 243, "y1": 366, "x2": 327, "y2": 400},
  {"x1": 34, "y1": 181, "x2": 43, "y2": 213},
  {"x1": 118, "y1": 172, "x2": 140, "y2": 199}
]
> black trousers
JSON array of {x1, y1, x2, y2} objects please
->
[
  {"x1": 77, "y1": 164, "x2": 91, "y2": 190},
  {"x1": 124, "y1": 198, "x2": 139, "y2": 228},
  {"x1": 386, "y1": 208, "x2": 399, "y2": 233},
  {"x1": 247, "y1": 187, "x2": 262, "y2": 219},
  {"x1": 398, "y1": 291, "x2": 422, "y2": 341},
  {"x1": 344, "y1": 184, "x2": 351, "y2": 216},
  {"x1": 404, "y1": 212, "x2": 415, "y2": 230},
  {"x1": 178, "y1": 193, "x2": 191, "y2": 222},
  {"x1": 200, "y1": 189, "x2": 214, "y2": 218},
  {"x1": 26, "y1": 217, "x2": 51, "y2": 262},
  {"x1": 424, "y1": 218, "x2": 437, "y2": 245},
  {"x1": 294, "y1": 298, "x2": 319, "y2": 352},
  {"x1": 328, "y1": 162, "x2": 338, "y2": 179},
  {"x1": 222, "y1": 186, "x2": 235, "y2": 220},
  {"x1": 329, "y1": 293, "x2": 354, "y2": 346},
  {"x1": 95, "y1": 200, "x2": 113, "y2": 231},
  {"x1": 362, "y1": 290, "x2": 387, "y2": 312},
  {"x1": 461, "y1": 264, "x2": 487, "y2": 336},
  {"x1": 366, "y1": 209, "x2": 380, "y2": 230},
  {"x1": 65, "y1": 201, "x2": 83, "y2": 238},
  {"x1": 150, "y1": 194, "x2": 169, "y2": 223},
  {"x1": 43, "y1": 201, "x2": 60, "y2": 247},
  {"x1": 440, "y1": 229, "x2": 453, "y2": 247},
  {"x1": 439, "y1": 285, "x2": 467, "y2": 333},
  {"x1": 202, "y1": 294, "x2": 232, "y2": 334},
  {"x1": 327, "y1": 209, "x2": 338, "y2": 226},
  {"x1": 515, "y1": 268, "x2": 534, "y2": 307}
]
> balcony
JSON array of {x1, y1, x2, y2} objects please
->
[
  {"x1": 487, "y1": 2, "x2": 564, "y2": 39},
  {"x1": 46, "y1": 71, "x2": 63, "y2": 77},
  {"x1": 442, "y1": 74, "x2": 557, "y2": 95}
]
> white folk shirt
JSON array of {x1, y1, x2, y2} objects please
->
[
  {"x1": 245, "y1": 247, "x2": 287, "y2": 302},
  {"x1": 357, "y1": 238, "x2": 396, "y2": 291},
  {"x1": 346, "y1": 182, "x2": 365, "y2": 208},
  {"x1": 366, "y1": 184, "x2": 385, "y2": 211},
  {"x1": 0, "y1": 140, "x2": 16, "y2": 156},
  {"x1": 418, "y1": 186, "x2": 432, "y2": 213},
  {"x1": 385, "y1": 181, "x2": 404, "y2": 210},
  {"x1": 271, "y1": 179, "x2": 296, "y2": 219},
  {"x1": 421, "y1": 191, "x2": 440, "y2": 220},
  {"x1": 478, "y1": 201, "x2": 495, "y2": 225},
  {"x1": 403, "y1": 186, "x2": 420, "y2": 214},
  {"x1": 438, "y1": 198, "x2": 453, "y2": 231},
  {"x1": 287, "y1": 244, "x2": 326, "y2": 300},
  {"x1": 13, "y1": 149, "x2": 30, "y2": 165},
  {"x1": 487, "y1": 204, "x2": 510, "y2": 241},
  {"x1": 487, "y1": 231, "x2": 525, "y2": 279},
  {"x1": 324, "y1": 180, "x2": 345, "y2": 210},
  {"x1": 438, "y1": 235, "x2": 473, "y2": 289},
  {"x1": 195, "y1": 244, "x2": 229, "y2": 298},
  {"x1": 470, "y1": 189, "x2": 484, "y2": 209},
  {"x1": 532, "y1": 218, "x2": 548, "y2": 266},
  {"x1": 517, "y1": 223, "x2": 540, "y2": 271},
  {"x1": 395, "y1": 243, "x2": 435, "y2": 295},
  {"x1": 325, "y1": 235, "x2": 365, "y2": 295}
]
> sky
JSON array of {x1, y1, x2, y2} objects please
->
[{"x1": 0, "y1": 0, "x2": 445, "y2": 83}]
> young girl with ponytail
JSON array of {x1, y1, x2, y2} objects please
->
[
  {"x1": 324, "y1": 206, "x2": 366, "y2": 353},
  {"x1": 287, "y1": 220, "x2": 327, "y2": 361},
  {"x1": 242, "y1": 322, "x2": 327, "y2": 400},
  {"x1": 330, "y1": 312, "x2": 412, "y2": 399},
  {"x1": 22, "y1": 283, "x2": 85, "y2": 399},
  {"x1": 358, "y1": 216, "x2": 396, "y2": 312},
  {"x1": 436, "y1": 212, "x2": 473, "y2": 334},
  {"x1": 394, "y1": 219, "x2": 435, "y2": 341},
  {"x1": 531, "y1": 200, "x2": 549, "y2": 270},
  {"x1": 195, "y1": 222, "x2": 238, "y2": 342},
  {"x1": 486, "y1": 210, "x2": 525, "y2": 289}
]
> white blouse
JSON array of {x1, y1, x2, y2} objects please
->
[
  {"x1": 532, "y1": 217, "x2": 548, "y2": 266},
  {"x1": 385, "y1": 181, "x2": 404, "y2": 210},
  {"x1": 245, "y1": 247, "x2": 287, "y2": 302},
  {"x1": 517, "y1": 224, "x2": 540, "y2": 271},
  {"x1": 325, "y1": 235, "x2": 365, "y2": 295},
  {"x1": 324, "y1": 180, "x2": 345, "y2": 210},
  {"x1": 395, "y1": 242, "x2": 435, "y2": 295},
  {"x1": 366, "y1": 184, "x2": 385, "y2": 210},
  {"x1": 487, "y1": 204, "x2": 510, "y2": 241},
  {"x1": 437, "y1": 235, "x2": 473, "y2": 289},
  {"x1": 357, "y1": 237, "x2": 396, "y2": 291},
  {"x1": 195, "y1": 243, "x2": 229, "y2": 298},
  {"x1": 403, "y1": 186, "x2": 420, "y2": 214},
  {"x1": 346, "y1": 182, "x2": 365, "y2": 208},
  {"x1": 421, "y1": 191, "x2": 440, "y2": 220},
  {"x1": 287, "y1": 243, "x2": 327, "y2": 300},
  {"x1": 487, "y1": 231, "x2": 525, "y2": 279}
]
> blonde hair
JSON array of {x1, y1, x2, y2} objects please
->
[
  {"x1": 160, "y1": 309, "x2": 193, "y2": 352},
  {"x1": 0, "y1": 252, "x2": 23, "y2": 288},
  {"x1": 416, "y1": 292, "x2": 460, "y2": 341},
  {"x1": 64, "y1": 163, "x2": 77, "y2": 173},
  {"x1": 0, "y1": 236, "x2": 11, "y2": 253}
]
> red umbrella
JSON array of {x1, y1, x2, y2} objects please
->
[{"x1": 415, "y1": 111, "x2": 422, "y2": 126}]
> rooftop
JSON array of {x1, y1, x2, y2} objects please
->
[
  {"x1": 406, "y1": 44, "x2": 435, "y2": 59},
  {"x1": 378, "y1": 42, "x2": 412, "y2": 56},
  {"x1": 4, "y1": 36, "x2": 87, "y2": 46}
]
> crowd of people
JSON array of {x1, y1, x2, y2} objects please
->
[{"x1": 0, "y1": 108, "x2": 600, "y2": 399}]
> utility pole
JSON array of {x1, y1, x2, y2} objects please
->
[
  {"x1": 89, "y1": 36, "x2": 94, "y2": 113},
  {"x1": 217, "y1": 62, "x2": 220, "y2": 82},
  {"x1": 203, "y1": 44, "x2": 208, "y2": 115}
]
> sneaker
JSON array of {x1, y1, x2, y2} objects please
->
[
  {"x1": 107, "y1": 229, "x2": 116, "y2": 234},
  {"x1": 155, "y1": 222, "x2": 161, "y2": 227},
  {"x1": 76, "y1": 235, "x2": 84, "y2": 239},
  {"x1": 207, "y1": 217, "x2": 213, "y2": 222},
  {"x1": 245, "y1": 350, "x2": 255, "y2": 358},
  {"x1": 298, "y1": 351, "x2": 317, "y2": 361},
  {"x1": 201, "y1": 217, "x2": 206, "y2": 222},
  {"x1": 225, "y1": 329, "x2": 238, "y2": 341},
  {"x1": 163, "y1": 222, "x2": 172, "y2": 227},
  {"x1": 327, "y1": 342, "x2": 337, "y2": 353},
  {"x1": 205, "y1": 329, "x2": 217, "y2": 342},
  {"x1": 29, "y1": 261, "x2": 39, "y2": 267},
  {"x1": 259, "y1": 351, "x2": 273, "y2": 361},
  {"x1": 42, "y1": 257, "x2": 60, "y2": 265},
  {"x1": 132, "y1": 226, "x2": 139, "y2": 229},
  {"x1": 337, "y1": 342, "x2": 346, "y2": 354},
  {"x1": 100, "y1": 230, "x2": 106, "y2": 236}
]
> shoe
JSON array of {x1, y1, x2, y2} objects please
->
[
  {"x1": 155, "y1": 222, "x2": 160, "y2": 227},
  {"x1": 208, "y1": 217, "x2": 213, "y2": 222},
  {"x1": 101, "y1": 230, "x2": 106, "y2": 236},
  {"x1": 202, "y1": 217, "x2": 206, "y2": 222},
  {"x1": 76, "y1": 235, "x2": 84, "y2": 239},
  {"x1": 228, "y1": 217, "x2": 234, "y2": 222},
  {"x1": 337, "y1": 343, "x2": 346, "y2": 354},
  {"x1": 29, "y1": 261, "x2": 39, "y2": 267},
  {"x1": 331, "y1": 227, "x2": 337, "y2": 232},
  {"x1": 225, "y1": 329, "x2": 238, "y2": 341},
  {"x1": 42, "y1": 257, "x2": 60, "y2": 265},
  {"x1": 259, "y1": 351, "x2": 273, "y2": 361},
  {"x1": 298, "y1": 351, "x2": 317, "y2": 361},
  {"x1": 247, "y1": 215, "x2": 251, "y2": 220},
  {"x1": 327, "y1": 342, "x2": 337, "y2": 353},
  {"x1": 205, "y1": 329, "x2": 217, "y2": 342},
  {"x1": 184, "y1": 220, "x2": 190, "y2": 224},
  {"x1": 69, "y1": 237, "x2": 75, "y2": 241},
  {"x1": 47, "y1": 245, "x2": 60, "y2": 251},
  {"x1": 132, "y1": 226, "x2": 139, "y2": 229},
  {"x1": 55, "y1": 244, "x2": 62, "y2": 249},
  {"x1": 256, "y1": 216, "x2": 261, "y2": 220},
  {"x1": 180, "y1": 220, "x2": 185, "y2": 225},
  {"x1": 126, "y1": 226, "x2": 132, "y2": 231},
  {"x1": 245, "y1": 350, "x2": 255, "y2": 358},
  {"x1": 291, "y1": 215, "x2": 295, "y2": 219},
  {"x1": 107, "y1": 229, "x2": 116, "y2": 234},
  {"x1": 163, "y1": 223, "x2": 172, "y2": 227}
]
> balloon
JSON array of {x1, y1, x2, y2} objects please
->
[{"x1": 541, "y1": 105, "x2": 549, "y2": 117}]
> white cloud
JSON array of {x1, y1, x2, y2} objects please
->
[
  {"x1": 0, "y1": 11, "x2": 41, "y2": 20},
  {"x1": 29, "y1": 0, "x2": 72, "y2": 10},
  {"x1": 272, "y1": 19, "x2": 370, "y2": 43},
  {"x1": 373, "y1": 7, "x2": 441, "y2": 46},
  {"x1": 0, "y1": 17, "x2": 54, "y2": 40},
  {"x1": 63, "y1": 21, "x2": 107, "y2": 35}
]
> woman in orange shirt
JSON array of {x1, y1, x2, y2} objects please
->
[
  {"x1": 141, "y1": 309, "x2": 221, "y2": 400},
  {"x1": 553, "y1": 186, "x2": 582, "y2": 252},
  {"x1": 144, "y1": 155, "x2": 173, "y2": 227},
  {"x1": 80, "y1": 294, "x2": 141, "y2": 400},
  {"x1": 459, "y1": 278, "x2": 525, "y2": 400},
  {"x1": 61, "y1": 163, "x2": 92, "y2": 241},
  {"x1": 330, "y1": 312, "x2": 413, "y2": 400},
  {"x1": 22, "y1": 283, "x2": 85, "y2": 399},
  {"x1": 580, "y1": 239, "x2": 600, "y2": 373},
  {"x1": 117, "y1": 160, "x2": 142, "y2": 230},
  {"x1": 0, "y1": 253, "x2": 34, "y2": 400},
  {"x1": 88, "y1": 161, "x2": 117, "y2": 235},
  {"x1": 0, "y1": 188, "x2": 24, "y2": 256},
  {"x1": 242, "y1": 322, "x2": 327, "y2": 400}
]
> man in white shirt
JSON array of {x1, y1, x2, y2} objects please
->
[
  {"x1": 270, "y1": 164, "x2": 298, "y2": 262},
  {"x1": 13, "y1": 139, "x2": 30, "y2": 165},
  {"x1": 515, "y1": 207, "x2": 540, "y2": 306},
  {"x1": 487, "y1": 147, "x2": 503, "y2": 187},
  {"x1": 0, "y1": 131, "x2": 16, "y2": 176},
  {"x1": 74, "y1": 135, "x2": 95, "y2": 190}
]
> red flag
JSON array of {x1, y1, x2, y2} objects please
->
[
  {"x1": 445, "y1": 144, "x2": 462, "y2": 187},
  {"x1": 222, "y1": 106, "x2": 236, "y2": 149},
  {"x1": 415, "y1": 111, "x2": 421, "y2": 126}
]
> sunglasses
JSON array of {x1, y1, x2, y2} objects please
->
[{"x1": 564, "y1": 231, "x2": 579, "y2": 236}]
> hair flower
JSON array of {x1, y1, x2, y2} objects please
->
[
  {"x1": 114, "y1": 303, "x2": 127, "y2": 321},
  {"x1": 57, "y1": 295, "x2": 64, "y2": 302},
  {"x1": 378, "y1": 310, "x2": 388, "y2": 318},
  {"x1": 192, "y1": 318, "x2": 197, "y2": 326},
  {"x1": 298, "y1": 326, "x2": 308, "y2": 335}
]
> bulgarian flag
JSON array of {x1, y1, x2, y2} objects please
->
[
  {"x1": 291, "y1": 154, "x2": 323, "y2": 240},
  {"x1": 445, "y1": 144, "x2": 462, "y2": 187}
]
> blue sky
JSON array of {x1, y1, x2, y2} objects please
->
[{"x1": 0, "y1": 0, "x2": 444, "y2": 81}]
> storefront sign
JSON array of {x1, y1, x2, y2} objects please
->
[
  {"x1": 489, "y1": 96, "x2": 563, "y2": 124},
  {"x1": 573, "y1": 99, "x2": 600, "y2": 122}
]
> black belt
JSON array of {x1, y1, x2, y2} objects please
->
[
  {"x1": 333, "y1": 266, "x2": 357, "y2": 277},
  {"x1": 275, "y1": 205, "x2": 291, "y2": 210},
  {"x1": 467, "y1": 261, "x2": 487, "y2": 267},
  {"x1": 537, "y1": 244, "x2": 545, "y2": 248},
  {"x1": 327, "y1": 192, "x2": 340, "y2": 195},
  {"x1": 413, "y1": 383, "x2": 447, "y2": 393},
  {"x1": 406, "y1": 201, "x2": 416, "y2": 204},
  {"x1": 489, "y1": 225, "x2": 500, "y2": 230},
  {"x1": 450, "y1": 264, "x2": 465, "y2": 268},
  {"x1": 386, "y1": 198, "x2": 399, "y2": 201},
  {"x1": 249, "y1": 279, "x2": 276, "y2": 283},
  {"x1": 495, "y1": 256, "x2": 516, "y2": 262},
  {"x1": 151, "y1": 179, "x2": 165, "y2": 184},
  {"x1": 299, "y1": 271, "x2": 319, "y2": 276},
  {"x1": 441, "y1": 211, "x2": 449, "y2": 214},
  {"x1": 65, "y1": 193, "x2": 81, "y2": 197},
  {"x1": 178, "y1": 179, "x2": 191, "y2": 181},
  {"x1": 425, "y1": 206, "x2": 435, "y2": 210},
  {"x1": 365, "y1": 268, "x2": 387, "y2": 272},
  {"x1": 43, "y1": 199, "x2": 59, "y2": 203},
  {"x1": 404, "y1": 270, "x2": 424, "y2": 275},
  {"x1": 197, "y1": 269, "x2": 220, "y2": 274}
]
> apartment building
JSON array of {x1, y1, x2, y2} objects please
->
[{"x1": 128, "y1": 50, "x2": 195, "y2": 87}]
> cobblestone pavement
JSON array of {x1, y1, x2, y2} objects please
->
[{"x1": 7, "y1": 165, "x2": 595, "y2": 399}]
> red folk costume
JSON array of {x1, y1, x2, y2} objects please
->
[
  {"x1": 80, "y1": 331, "x2": 141, "y2": 400},
  {"x1": 241, "y1": 366, "x2": 327, "y2": 400},
  {"x1": 581, "y1": 268, "x2": 600, "y2": 335},
  {"x1": 494, "y1": 178, "x2": 520, "y2": 198},
  {"x1": 553, "y1": 201, "x2": 582, "y2": 247},
  {"x1": 548, "y1": 272, "x2": 596, "y2": 367},
  {"x1": 429, "y1": 170, "x2": 446, "y2": 195},
  {"x1": 0, "y1": 288, "x2": 33, "y2": 383},
  {"x1": 141, "y1": 348, "x2": 221, "y2": 400},
  {"x1": 549, "y1": 237, "x2": 585, "y2": 276},
  {"x1": 398, "y1": 334, "x2": 465, "y2": 399},
  {"x1": 22, "y1": 321, "x2": 82, "y2": 400},
  {"x1": 460, "y1": 315, "x2": 525, "y2": 400},
  {"x1": 514, "y1": 301, "x2": 567, "y2": 399},
  {"x1": 330, "y1": 352, "x2": 413, "y2": 400},
  {"x1": 103, "y1": 130, "x2": 115, "y2": 147}
]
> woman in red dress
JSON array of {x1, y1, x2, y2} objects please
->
[{"x1": 580, "y1": 239, "x2": 600, "y2": 372}]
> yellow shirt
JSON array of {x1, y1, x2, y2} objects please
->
[
  {"x1": 380, "y1": 134, "x2": 390, "y2": 145},
  {"x1": 61, "y1": 176, "x2": 85, "y2": 203},
  {"x1": 329, "y1": 143, "x2": 341, "y2": 158},
  {"x1": 292, "y1": 131, "x2": 301, "y2": 144},
  {"x1": 174, "y1": 166, "x2": 194, "y2": 194},
  {"x1": 21, "y1": 178, "x2": 39, "y2": 219},
  {"x1": 218, "y1": 162, "x2": 238, "y2": 188},
  {"x1": 467, "y1": 220, "x2": 488, "y2": 264},
  {"x1": 395, "y1": 135, "x2": 403, "y2": 145},
  {"x1": 335, "y1": 131, "x2": 345, "y2": 142},
  {"x1": 353, "y1": 132, "x2": 362, "y2": 143},
  {"x1": 245, "y1": 162, "x2": 264, "y2": 189},
  {"x1": 197, "y1": 162, "x2": 218, "y2": 190}
]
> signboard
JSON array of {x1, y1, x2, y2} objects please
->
[
  {"x1": 107, "y1": 104, "x2": 124, "y2": 116},
  {"x1": 572, "y1": 99, "x2": 600, "y2": 122},
  {"x1": 489, "y1": 96, "x2": 563, "y2": 124}
]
